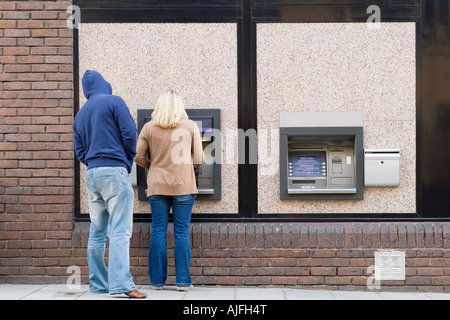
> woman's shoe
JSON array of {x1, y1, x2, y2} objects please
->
[
  {"x1": 151, "y1": 286, "x2": 164, "y2": 290},
  {"x1": 177, "y1": 285, "x2": 194, "y2": 292},
  {"x1": 124, "y1": 289, "x2": 148, "y2": 299}
]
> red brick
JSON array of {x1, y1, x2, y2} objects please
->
[
  {"x1": 5, "y1": 113, "x2": 31, "y2": 124},
  {"x1": 17, "y1": 38, "x2": 45, "y2": 47},
  {"x1": 31, "y1": 240, "x2": 59, "y2": 249},
  {"x1": 4, "y1": 64, "x2": 31, "y2": 73},
  {"x1": 0, "y1": 73, "x2": 18, "y2": 83},
  {"x1": 32, "y1": 134, "x2": 59, "y2": 142},
  {"x1": 31, "y1": 11, "x2": 59, "y2": 20},
  {"x1": 17, "y1": 73, "x2": 45, "y2": 82},
  {"x1": 4, "y1": 29, "x2": 31, "y2": 38},
  {"x1": 45, "y1": 2, "x2": 72, "y2": 11},
  {"x1": 32, "y1": 151, "x2": 60, "y2": 160},
  {"x1": 45, "y1": 91, "x2": 73, "y2": 99},
  {"x1": 17, "y1": 56, "x2": 45, "y2": 64},
  {"x1": 17, "y1": 92, "x2": 46, "y2": 100},
  {"x1": 0, "y1": 38, "x2": 17, "y2": 46},
  {"x1": 0, "y1": 195, "x2": 19, "y2": 204},
  {"x1": 32, "y1": 187, "x2": 59, "y2": 195},
  {"x1": 31, "y1": 64, "x2": 58, "y2": 73},
  {"x1": 0, "y1": 3, "x2": 16, "y2": 10},
  {"x1": 58, "y1": 65, "x2": 73, "y2": 73},
  {"x1": 45, "y1": 108, "x2": 73, "y2": 116},
  {"x1": 17, "y1": 2, "x2": 45, "y2": 10},
  {"x1": 17, "y1": 20, "x2": 44, "y2": 29},
  {"x1": 46, "y1": 178, "x2": 73, "y2": 186},
  {"x1": 3, "y1": 47, "x2": 30, "y2": 56},
  {"x1": 45, "y1": 73, "x2": 72, "y2": 81},
  {"x1": 18, "y1": 160, "x2": 46, "y2": 169},
  {"x1": 18, "y1": 178, "x2": 45, "y2": 187},
  {"x1": 32, "y1": 82, "x2": 59, "y2": 90},
  {"x1": 0, "y1": 160, "x2": 18, "y2": 168},
  {"x1": 2, "y1": 11, "x2": 30, "y2": 20},
  {"x1": 46, "y1": 125, "x2": 72, "y2": 133},
  {"x1": 5, "y1": 204, "x2": 32, "y2": 214},
  {"x1": 45, "y1": 56, "x2": 72, "y2": 64},
  {"x1": 0, "y1": 143, "x2": 17, "y2": 151},
  {"x1": 5, "y1": 186, "x2": 32, "y2": 195},
  {"x1": 0, "y1": 232, "x2": 19, "y2": 240},
  {"x1": 18, "y1": 125, "x2": 45, "y2": 134},
  {"x1": 18, "y1": 195, "x2": 46, "y2": 205},
  {"x1": 32, "y1": 29, "x2": 58, "y2": 38},
  {"x1": 19, "y1": 231, "x2": 45, "y2": 240},
  {"x1": 18, "y1": 142, "x2": 45, "y2": 151},
  {"x1": 46, "y1": 160, "x2": 72, "y2": 168},
  {"x1": 46, "y1": 231, "x2": 72, "y2": 240},
  {"x1": 5, "y1": 134, "x2": 31, "y2": 142},
  {"x1": 311, "y1": 267, "x2": 336, "y2": 276},
  {"x1": 58, "y1": 29, "x2": 72, "y2": 38},
  {"x1": 45, "y1": 38, "x2": 72, "y2": 47},
  {"x1": 3, "y1": 82, "x2": 31, "y2": 91},
  {"x1": 30, "y1": 47, "x2": 58, "y2": 55},
  {"x1": 32, "y1": 100, "x2": 60, "y2": 108},
  {"x1": 44, "y1": 20, "x2": 69, "y2": 29},
  {"x1": 0, "y1": 125, "x2": 18, "y2": 134},
  {"x1": 0, "y1": 20, "x2": 17, "y2": 29}
]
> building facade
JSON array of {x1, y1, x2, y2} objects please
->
[{"x1": 1, "y1": 0, "x2": 450, "y2": 291}]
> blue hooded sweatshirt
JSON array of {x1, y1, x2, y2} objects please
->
[{"x1": 73, "y1": 70, "x2": 137, "y2": 173}]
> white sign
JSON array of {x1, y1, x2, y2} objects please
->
[{"x1": 374, "y1": 250, "x2": 406, "y2": 281}]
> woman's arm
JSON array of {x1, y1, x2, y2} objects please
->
[
  {"x1": 192, "y1": 121, "x2": 205, "y2": 169},
  {"x1": 134, "y1": 126, "x2": 151, "y2": 169}
]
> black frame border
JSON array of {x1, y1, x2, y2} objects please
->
[{"x1": 73, "y1": 0, "x2": 450, "y2": 222}]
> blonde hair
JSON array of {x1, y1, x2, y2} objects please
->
[{"x1": 151, "y1": 90, "x2": 188, "y2": 129}]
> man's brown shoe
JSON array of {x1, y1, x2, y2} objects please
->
[{"x1": 124, "y1": 289, "x2": 148, "y2": 299}]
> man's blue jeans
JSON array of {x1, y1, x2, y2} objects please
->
[
  {"x1": 148, "y1": 194, "x2": 196, "y2": 287},
  {"x1": 86, "y1": 167, "x2": 136, "y2": 294}
]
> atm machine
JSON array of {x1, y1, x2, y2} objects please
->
[
  {"x1": 279, "y1": 112, "x2": 364, "y2": 200},
  {"x1": 136, "y1": 109, "x2": 221, "y2": 201}
]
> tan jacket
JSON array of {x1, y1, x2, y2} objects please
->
[{"x1": 134, "y1": 119, "x2": 205, "y2": 197}]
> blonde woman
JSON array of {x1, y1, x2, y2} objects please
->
[{"x1": 135, "y1": 90, "x2": 204, "y2": 291}]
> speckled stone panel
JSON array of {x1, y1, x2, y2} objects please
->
[
  {"x1": 257, "y1": 23, "x2": 416, "y2": 214},
  {"x1": 78, "y1": 23, "x2": 238, "y2": 214}
]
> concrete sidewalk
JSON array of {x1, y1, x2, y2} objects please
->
[{"x1": 1, "y1": 284, "x2": 450, "y2": 300}]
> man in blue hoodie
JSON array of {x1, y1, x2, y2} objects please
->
[{"x1": 73, "y1": 70, "x2": 147, "y2": 298}]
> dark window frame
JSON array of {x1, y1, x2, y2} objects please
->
[{"x1": 73, "y1": 0, "x2": 450, "y2": 222}]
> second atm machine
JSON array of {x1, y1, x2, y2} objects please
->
[
  {"x1": 136, "y1": 109, "x2": 221, "y2": 201},
  {"x1": 280, "y1": 112, "x2": 364, "y2": 200}
]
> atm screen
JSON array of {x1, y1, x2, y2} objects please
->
[
  {"x1": 292, "y1": 156, "x2": 323, "y2": 177},
  {"x1": 144, "y1": 116, "x2": 213, "y2": 134},
  {"x1": 190, "y1": 116, "x2": 213, "y2": 134}
]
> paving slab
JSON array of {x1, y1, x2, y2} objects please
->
[
  {"x1": 284, "y1": 288, "x2": 335, "y2": 300},
  {"x1": 234, "y1": 287, "x2": 285, "y2": 300},
  {"x1": 1, "y1": 284, "x2": 450, "y2": 300}
]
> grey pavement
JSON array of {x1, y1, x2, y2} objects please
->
[{"x1": 1, "y1": 284, "x2": 450, "y2": 300}]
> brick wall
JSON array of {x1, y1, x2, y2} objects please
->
[
  {"x1": 1, "y1": 0, "x2": 450, "y2": 292},
  {"x1": 71, "y1": 222, "x2": 450, "y2": 292},
  {"x1": 185, "y1": 222, "x2": 450, "y2": 291},
  {"x1": 0, "y1": 0, "x2": 74, "y2": 282}
]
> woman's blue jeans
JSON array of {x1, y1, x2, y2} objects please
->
[
  {"x1": 148, "y1": 194, "x2": 196, "y2": 287},
  {"x1": 86, "y1": 167, "x2": 136, "y2": 294}
]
